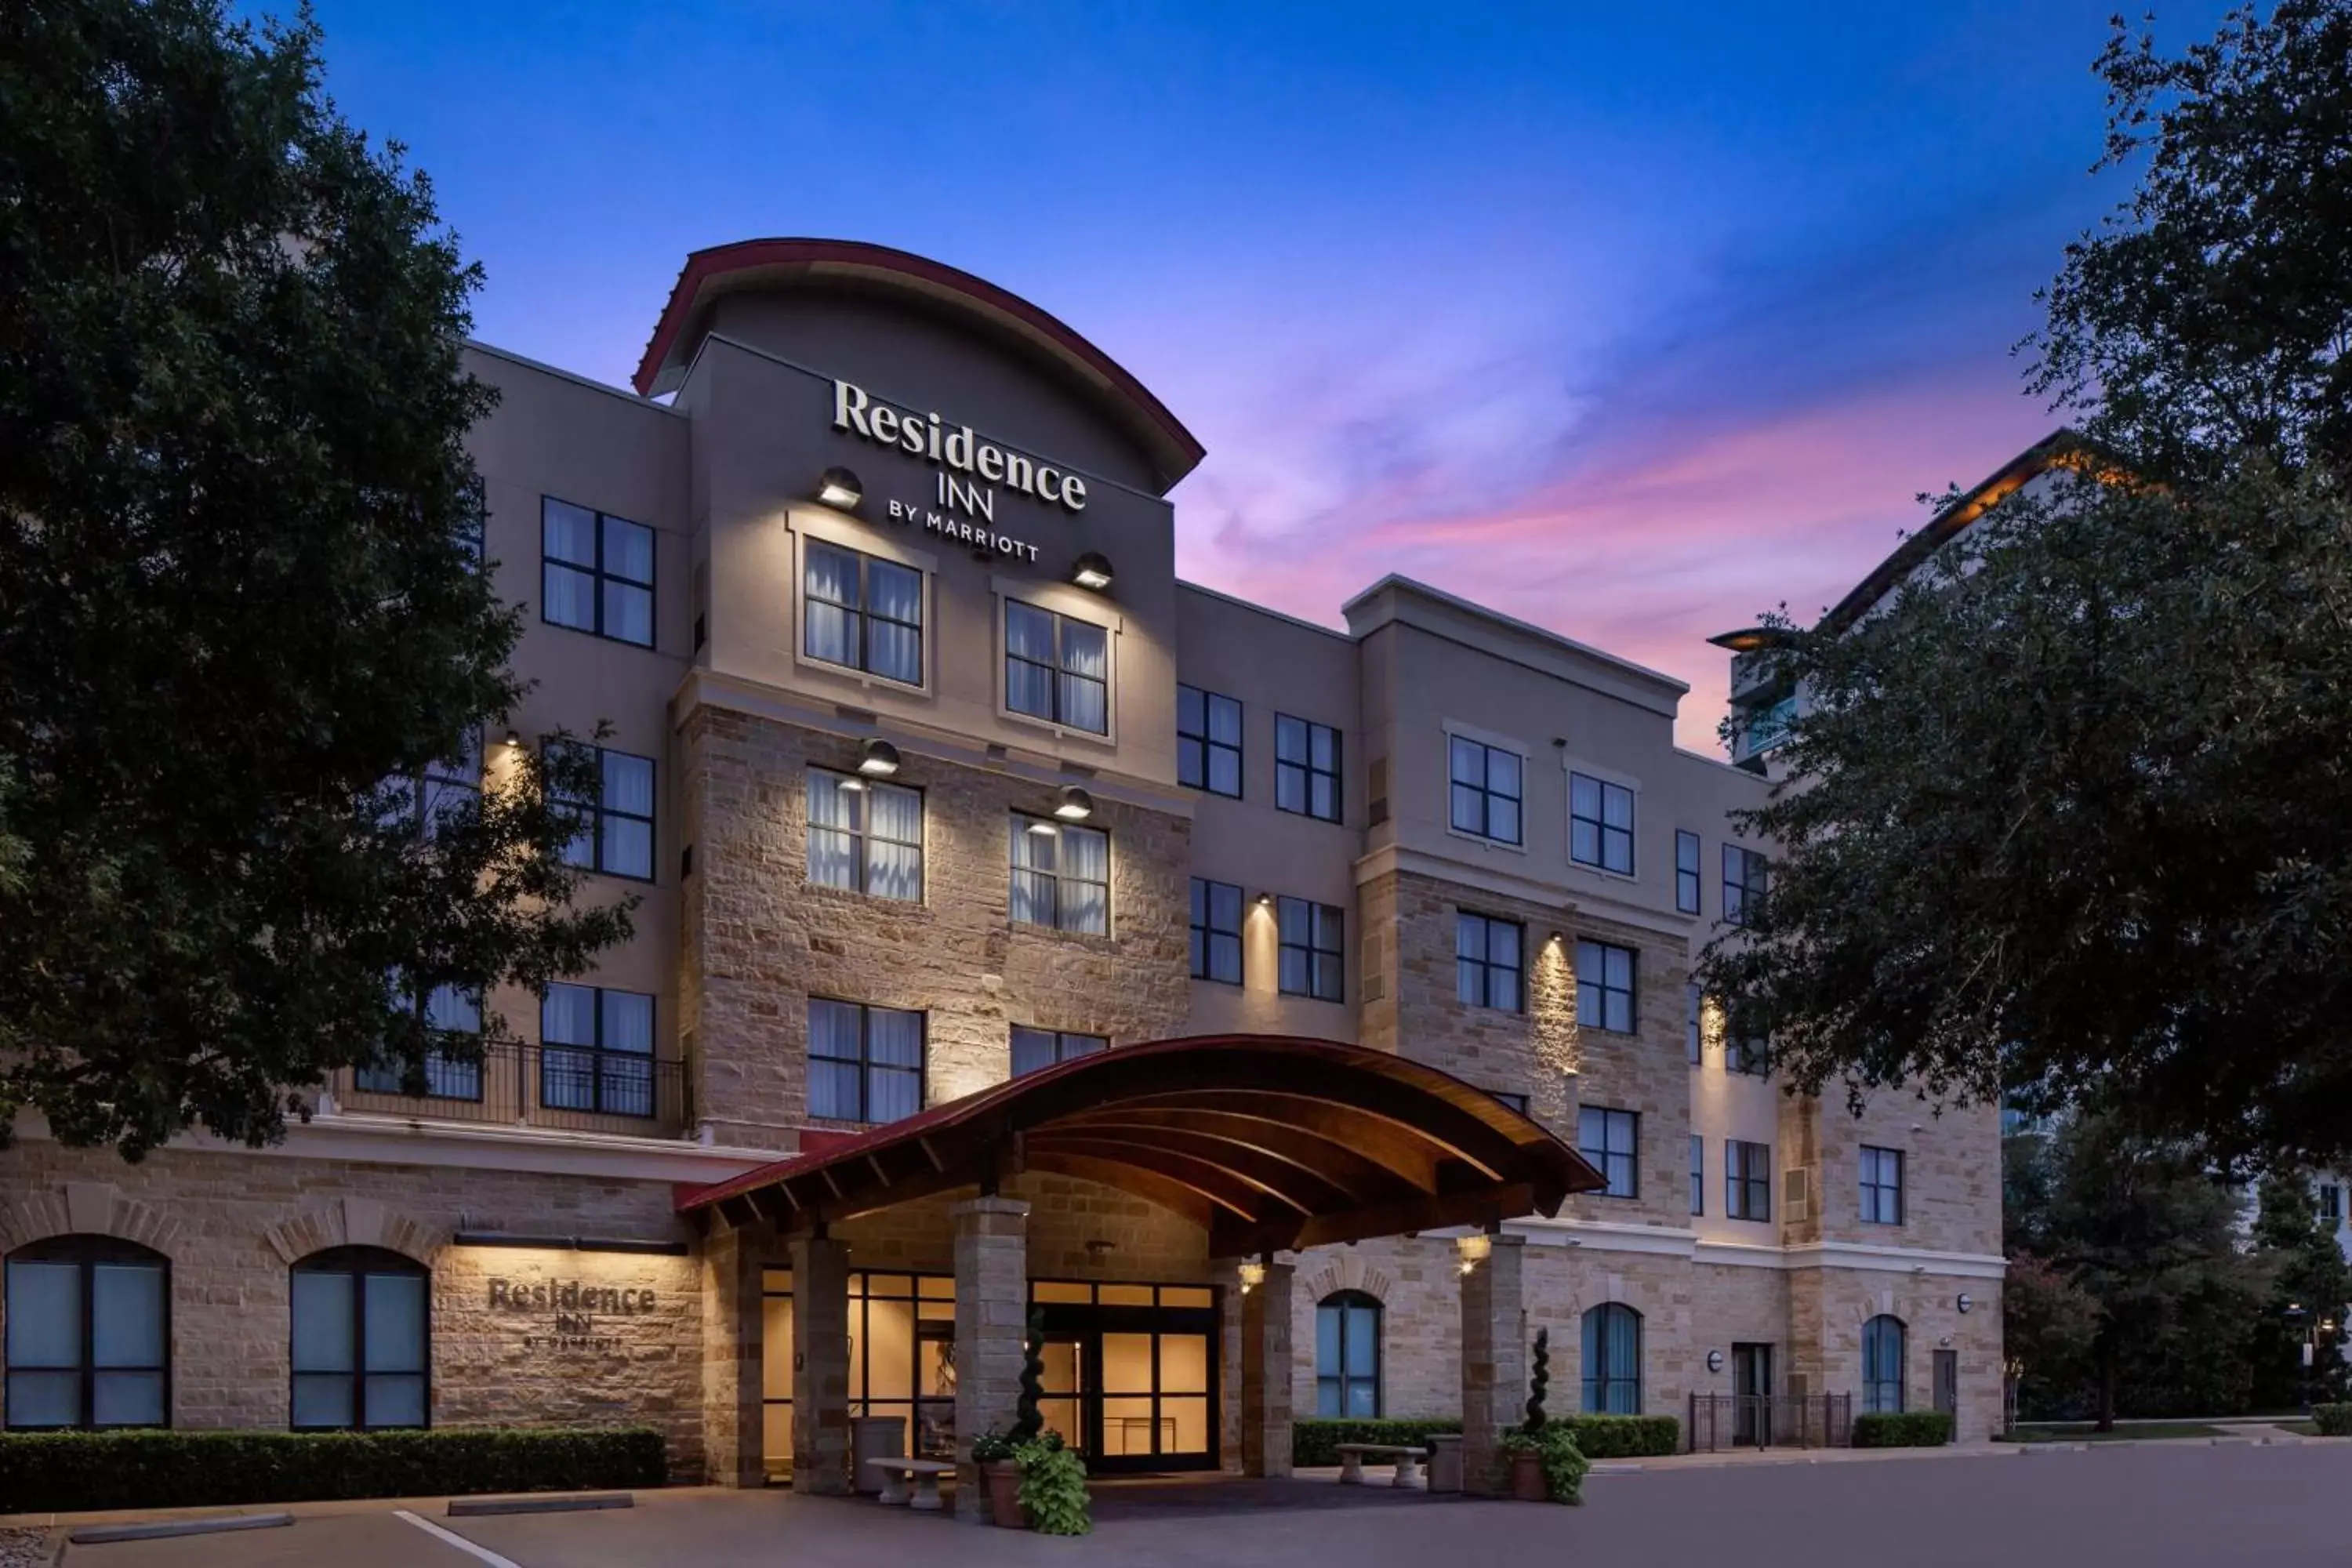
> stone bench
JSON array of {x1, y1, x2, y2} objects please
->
[
  {"x1": 866, "y1": 1456, "x2": 957, "y2": 1512},
  {"x1": 1335, "y1": 1442, "x2": 1429, "y2": 1490}
]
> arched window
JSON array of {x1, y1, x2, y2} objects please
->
[
  {"x1": 1581, "y1": 1302, "x2": 1643, "y2": 1414},
  {"x1": 291, "y1": 1247, "x2": 430, "y2": 1429},
  {"x1": 4, "y1": 1236, "x2": 169, "y2": 1429},
  {"x1": 1315, "y1": 1290, "x2": 1381, "y2": 1417},
  {"x1": 1862, "y1": 1315, "x2": 1907, "y2": 1414}
]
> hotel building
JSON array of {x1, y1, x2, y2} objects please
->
[{"x1": 0, "y1": 241, "x2": 2004, "y2": 1501}]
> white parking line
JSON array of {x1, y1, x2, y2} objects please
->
[{"x1": 393, "y1": 1510, "x2": 524, "y2": 1568}]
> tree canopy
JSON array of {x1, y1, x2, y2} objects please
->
[{"x1": 0, "y1": 0, "x2": 630, "y2": 1157}]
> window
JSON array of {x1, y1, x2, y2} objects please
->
[
  {"x1": 1276, "y1": 715, "x2": 1341, "y2": 822},
  {"x1": 1315, "y1": 1291, "x2": 1381, "y2": 1417},
  {"x1": 1005, "y1": 600, "x2": 1109, "y2": 734},
  {"x1": 1581, "y1": 1303, "x2": 1642, "y2": 1414},
  {"x1": 1447, "y1": 736, "x2": 1523, "y2": 844},
  {"x1": 1686, "y1": 984, "x2": 1703, "y2": 1065},
  {"x1": 1860, "y1": 1146, "x2": 1905, "y2": 1226},
  {"x1": 1010, "y1": 818, "x2": 1110, "y2": 935},
  {"x1": 1726, "y1": 1139, "x2": 1773, "y2": 1221},
  {"x1": 541, "y1": 984, "x2": 655, "y2": 1118},
  {"x1": 542, "y1": 497, "x2": 652, "y2": 647},
  {"x1": 1690, "y1": 1134, "x2": 1705, "y2": 1216},
  {"x1": 290, "y1": 1247, "x2": 427, "y2": 1429},
  {"x1": 1578, "y1": 1107, "x2": 1639, "y2": 1199},
  {"x1": 802, "y1": 539, "x2": 924, "y2": 686},
  {"x1": 1189, "y1": 878, "x2": 1243, "y2": 985},
  {"x1": 1863, "y1": 1316, "x2": 1907, "y2": 1414},
  {"x1": 2322, "y1": 1184, "x2": 2345, "y2": 1227},
  {"x1": 553, "y1": 743, "x2": 655, "y2": 881},
  {"x1": 358, "y1": 983, "x2": 482, "y2": 1101},
  {"x1": 1177, "y1": 685, "x2": 1243, "y2": 797},
  {"x1": 1277, "y1": 898, "x2": 1345, "y2": 1001},
  {"x1": 1723, "y1": 844, "x2": 1768, "y2": 927},
  {"x1": 806, "y1": 769, "x2": 923, "y2": 901},
  {"x1": 1675, "y1": 831, "x2": 1701, "y2": 915},
  {"x1": 807, "y1": 1000, "x2": 924, "y2": 1123},
  {"x1": 1011, "y1": 1027, "x2": 1107, "y2": 1077},
  {"x1": 1490, "y1": 1091, "x2": 1531, "y2": 1115},
  {"x1": 4, "y1": 1237, "x2": 169, "y2": 1429},
  {"x1": 1726, "y1": 1033, "x2": 1769, "y2": 1076},
  {"x1": 1570, "y1": 773, "x2": 1635, "y2": 875},
  {"x1": 381, "y1": 731, "x2": 482, "y2": 840},
  {"x1": 1456, "y1": 914, "x2": 1525, "y2": 1011},
  {"x1": 1576, "y1": 939, "x2": 1636, "y2": 1033}
]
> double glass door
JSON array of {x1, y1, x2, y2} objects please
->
[{"x1": 1031, "y1": 1281, "x2": 1219, "y2": 1473}]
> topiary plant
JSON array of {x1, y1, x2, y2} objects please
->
[
  {"x1": 1011, "y1": 1305, "x2": 1047, "y2": 1446},
  {"x1": 1524, "y1": 1327, "x2": 1551, "y2": 1435}
]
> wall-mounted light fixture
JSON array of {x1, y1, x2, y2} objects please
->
[
  {"x1": 1955, "y1": 1293, "x2": 1973, "y2": 1315},
  {"x1": 1455, "y1": 1233, "x2": 1492, "y2": 1275},
  {"x1": 1072, "y1": 552, "x2": 1114, "y2": 591},
  {"x1": 817, "y1": 466, "x2": 862, "y2": 510},
  {"x1": 1706, "y1": 1348, "x2": 1726, "y2": 1374},
  {"x1": 1053, "y1": 785, "x2": 1095, "y2": 822},
  {"x1": 1256, "y1": 891, "x2": 1274, "y2": 908},
  {"x1": 1238, "y1": 1260, "x2": 1267, "y2": 1294},
  {"x1": 503, "y1": 729, "x2": 522, "y2": 750},
  {"x1": 1547, "y1": 931, "x2": 1566, "y2": 947},
  {"x1": 858, "y1": 739, "x2": 902, "y2": 778}
]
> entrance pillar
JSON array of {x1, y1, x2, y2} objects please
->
[
  {"x1": 1459, "y1": 1232, "x2": 1526, "y2": 1496},
  {"x1": 953, "y1": 1195, "x2": 1030, "y2": 1522},
  {"x1": 700, "y1": 1225, "x2": 764, "y2": 1486},
  {"x1": 789, "y1": 1231, "x2": 852, "y2": 1495},
  {"x1": 1240, "y1": 1259, "x2": 1295, "y2": 1476}
]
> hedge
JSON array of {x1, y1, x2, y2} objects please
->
[
  {"x1": 1292, "y1": 1413, "x2": 1679, "y2": 1466},
  {"x1": 0, "y1": 1427, "x2": 667, "y2": 1514},
  {"x1": 2313, "y1": 1403, "x2": 2352, "y2": 1437},
  {"x1": 1851, "y1": 1411, "x2": 1955, "y2": 1449},
  {"x1": 1558, "y1": 1414, "x2": 1679, "y2": 1458}
]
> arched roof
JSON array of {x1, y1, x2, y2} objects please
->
[
  {"x1": 632, "y1": 238, "x2": 1207, "y2": 493},
  {"x1": 677, "y1": 1035, "x2": 1602, "y2": 1257}
]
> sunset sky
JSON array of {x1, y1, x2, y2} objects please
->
[{"x1": 304, "y1": 0, "x2": 2231, "y2": 751}]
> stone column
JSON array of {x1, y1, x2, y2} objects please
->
[
  {"x1": 953, "y1": 1196, "x2": 1030, "y2": 1523},
  {"x1": 699, "y1": 1226, "x2": 764, "y2": 1487},
  {"x1": 1240, "y1": 1260, "x2": 1295, "y2": 1476},
  {"x1": 789, "y1": 1232, "x2": 852, "y2": 1495},
  {"x1": 1459, "y1": 1233, "x2": 1526, "y2": 1497}
]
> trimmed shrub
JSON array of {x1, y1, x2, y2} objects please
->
[
  {"x1": 1293, "y1": 1417, "x2": 1461, "y2": 1467},
  {"x1": 0, "y1": 1426, "x2": 667, "y2": 1514},
  {"x1": 1558, "y1": 1413, "x2": 1680, "y2": 1458},
  {"x1": 1851, "y1": 1411, "x2": 1955, "y2": 1448},
  {"x1": 2312, "y1": 1403, "x2": 2352, "y2": 1436}
]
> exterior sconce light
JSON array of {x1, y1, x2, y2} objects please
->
[
  {"x1": 1053, "y1": 785, "x2": 1095, "y2": 822},
  {"x1": 857, "y1": 739, "x2": 902, "y2": 778},
  {"x1": 1955, "y1": 1293, "x2": 1973, "y2": 1315},
  {"x1": 1706, "y1": 1348, "x2": 1726, "y2": 1374},
  {"x1": 1546, "y1": 931, "x2": 1565, "y2": 946},
  {"x1": 817, "y1": 466, "x2": 862, "y2": 510},
  {"x1": 1072, "y1": 552, "x2": 1114, "y2": 591},
  {"x1": 1256, "y1": 891, "x2": 1274, "y2": 907},
  {"x1": 1455, "y1": 1233, "x2": 1492, "y2": 1275},
  {"x1": 1237, "y1": 1261, "x2": 1266, "y2": 1295},
  {"x1": 1025, "y1": 817, "x2": 1059, "y2": 837},
  {"x1": 503, "y1": 729, "x2": 521, "y2": 750}
]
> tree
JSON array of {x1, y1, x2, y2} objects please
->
[
  {"x1": 2001, "y1": 1252, "x2": 2100, "y2": 1421},
  {"x1": 0, "y1": 0, "x2": 630, "y2": 1157},
  {"x1": 2244, "y1": 1173, "x2": 2352, "y2": 1410}
]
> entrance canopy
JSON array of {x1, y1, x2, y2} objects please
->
[{"x1": 677, "y1": 1035, "x2": 1604, "y2": 1256}]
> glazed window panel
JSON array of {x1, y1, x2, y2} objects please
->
[
  {"x1": 1570, "y1": 772, "x2": 1635, "y2": 876},
  {"x1": 1189, "y1": 877, "x2": 1243, "y2": 985},
  {"x1": 1860, "y1": 1145, "x2": 1905, "y2": 1226},
  {"x1": 1276, "y1": 714, "x2": 1341, "y2": 822},
  {"x1": 1726, "y1": 1138, "x2": 1773, "y2": 1221},
  {"x1": 1315, "y1": 1291, "x2": 1381, "y2": 1418},
  {"x1": 1675, "y1": 830, "x2": 1702, "y2": 914},
  {"x1": 542, "y1": 496, "x2": 652, "y2": 648},
  {"x1": 539, "y1": 982, "x2": 655, "y2": 1118},
  {"x1": 804, "y1": 539, "x2": 924, "y2": 686},
  {"x1": 1723, "y1": 843, "x2": 1768, "y2": 927},
  {"x1": 1011, "y1": 817, "x2": 1111, "y2": 936},
  {"x1": 808, "y1": 1000, "x2": 925, "y2": 1124},
  {"x1": 1007, "y1": 601, "x2": 1109, "y2": 735},
  {"x1": 1578, "y1": 1106, "x2": 1639, "y2": 1199},
  {"x1": 292, "y1": 1247, "x2": 429, "y2": 1431},
  {"x1": 1455, "y1": 913, "x2": 1524, "y2": 1012},
  {"x1": 357, "y1": 982, "x2": 482, "y2": 1101},
  {"x1": 1276, "y1": 897, "x2": 1345, "y2": 1002},
  {"x1": 1863, "y1": 1316, "x2": 1907, "y2": 1414},
  {"x1": 550, "y1": 742, "x2": 655, "y2": 882},
  {"x1": 806, "y1": 768, "x2": 924, "y2": 902},
  {"x1": 1011, "y1": 1026, "x2": 1108, "y2": 1077},
  {"x1": 1447, "y1": 736, "x2": 1523, "y2": 844},
  {"x1": 1581, "y1": 1302, "x2": 1642, "y2": 1415},
  {"x1": 1177, "y1": 684, "x2": 1243, "y2": 797},
  {"x1": 5, "y1": 1239, "x2": 169, "y2": 1431},
  {"x1": 1690, "y1": 1134, "x2": 1705, "y2": 1216},
  {"x1": 1575, "y1": 939, "x2": 1636, "y2": 1033}
]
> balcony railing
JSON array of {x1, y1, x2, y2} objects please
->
[
  {"x1": 1686, "y1": 1392, "x2": 1853, "y2": 1452},
  {"x1": 336, "y1": 1040, "x2": 692, "y2": 1138}
]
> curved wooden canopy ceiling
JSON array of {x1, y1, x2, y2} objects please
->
[{"x1": 676, "y1": 1035, "x2": 1604, "y2": 1257}]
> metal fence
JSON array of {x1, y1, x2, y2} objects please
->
[
  {"x1": 343, "y1": 1041, "x2": 693, "y2": 1136},
  {"x1": 1687, "y1": 1392, "x2": 1854, "y2": 1452}
]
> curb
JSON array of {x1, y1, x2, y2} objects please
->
[
  {"x1": 68, "y1": 1515, "x2": 292, "y2": 1546},
  {"x1": 447, "y1": 1494, "x2": 634, "y2": 1517}
]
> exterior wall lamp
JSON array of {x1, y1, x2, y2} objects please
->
[
  {"x1": 1053, "y1": 785, "x2": 1095, "y2": 822},
  {"x1": 1238, "y1": 1261, "x2": 1267, "y2": 1294},
  {"x1": 1072, "y1": 552, "x2": 1113, "y2": 590},
  {"x1": 1455, "y1": 1233, "x2": 1492, "y2": 1275},
  {"x1": 857, "y1": 739, "x2": 902, "y2": 777},
  {"x1": 817, "y1": 466, "x2": 862, "y2": 509}
]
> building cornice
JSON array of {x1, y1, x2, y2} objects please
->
[{"x1": 1497, "y1": 1216, "x2": 2008, "y2": 1277}]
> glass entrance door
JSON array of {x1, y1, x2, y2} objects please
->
[
  {"x1": 1731, "y1": 1342, "x2": 1773, "y2": 1446},
  {"x1": 1030, "y1": 1281, "x2": 1219, "y2": 1473}
]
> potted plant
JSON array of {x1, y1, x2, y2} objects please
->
[
  {"x1": 1494, "y1": 1328, "x2": 1592, "y2": 1504},
  {"x1": 976, "y1": 1307, "x2": 1068, "y2": 1530},
  {"x1": 973, "y1": 1427, "x2": 1024, "y2": 1529},
  {"x1": 1015, "y1": 1429, "x2": 1091, "y2": 1536}
]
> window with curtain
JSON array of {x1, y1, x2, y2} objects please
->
[
  {"x1": 1581, "y1": 1303, "x2": 1642, "y2": 1414},
  {"x1": 1177, "y1": 684, "x2": 1243, "y2": 797},
  {"x1": 1726, "y1": 1139, "x2": 1773, "y2": 1221},
  {"x1": 1576, "y1": 939, "x2": 1636, "y2": 1033},
  {"x1": 291, "y1": 1247, "x2": 428, "y2": 1430},
  {"x1": 1863, "y1": 1316, "x2": 1907, "y2": 1413},
  {"x1": 357, "y1": 982, "x2": 483, "y2": 1101},
  {"x1": 1570, "y1": 772, "x2": 1635, "y2": 875},
  {"x1": 1455, "y1": 913, "x2": 1524, "y2": 1011},
  {"x1": 1860, "y1": 1146, "x2": 1905, "y2": 1225},
  {"x1": 540, "y1": 983, "x2": 655, "y2": 1117},
  {"x1": 808, "y1": 1000, "x2": 924, "y2": 1123},
  {"x1": 1675, "y1": 830, "x2": 1702, "y2": 914},
  {"x1": 1315, "y1": 1291, "x2": 1381, "y2": 1417},
  {"x1": 803, "y1": 539, "x2": 924, "y2": 685},
  {"x1": 1447, "y1": 736, "x2": 1523, "y2": 844},
  {"x1": 378, "y1": 730, "x2": 482, "y2": 841},
  {"x1": 542, "y1": 496, "x2": 653, "y2": 647},
  {"x1": 1189, "y1": 878, "x2": 1243, "y2": 984},
  {"x1": 1011, "y1": 1026, "x2": 1107, "y2": 1077},
  {"x1": 551, "y1": 742, "x2": 655, "y2": 881},
  {"x1": 806, "y1": 768, "x2": 923, "y2": 902},
  {"x1": 1005, "y1": 600, "x2": 1109, "y2": 734},
  {"x1": 1578, "y1": 1106, "x2": 1639, "y2": 1199},
  {"x1": 4, "y1": 1236, "x2": 169, "y2": 1430},
  {"x1": 1276, "y1": 898, "x2": 1344, "y2": 1001},
  {"x1": 1010, "y1": 817, "x2": 1110, "y2": 935},
  {"x1": 1276, "y1": 714, "x2": 1341, "y2": 821}
]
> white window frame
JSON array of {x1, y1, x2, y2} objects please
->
[
  {"x1": 1441, "y1": 720, "x2": 1529, "y2": 854},
  {"x1": 994, "y1": 579, "x2": 1120, "y2": 746},
  {"x1": 789, "y1": 513, "x2": 938, "y2": 697}
]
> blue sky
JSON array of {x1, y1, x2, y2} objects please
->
[{"x1": 302, "y1": 0, "x2": 2232, "y2": 748}]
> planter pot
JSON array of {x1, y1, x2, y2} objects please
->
[
  {"x1": 983, "y1": 1461, "x2": 1028, "y2": 1529},
  {"x1": 1510, "y1": 1450, "x2": 1548, "y2": 1503}
]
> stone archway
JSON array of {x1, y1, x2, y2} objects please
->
[
  {"x1": 0, "y1": 1181, "x2": 183, "y2": 1259},
  {"x1": 263, "y1": 1196, "x2": 445, "y2": 1267},
  {"x1": 1301, "y1": 1251, "x2": 1395, "y2": 1305}
]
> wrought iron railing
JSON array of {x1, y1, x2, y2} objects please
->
[
  {"x1": 1687, "y1": 1392, "x2": 1853, "y2": 1452},
  {"x1": 338, "y1": 1040, "x2": 693, "y2": 1137}
]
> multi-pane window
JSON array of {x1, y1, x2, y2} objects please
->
[
  {"x1": 1686, "y1": 984, "x2": 1703, "y2": 1064},
  {"x1": 1010, "y1": 818, "x2": 1110, "y2": 935},
  {"x1": 542, "y1": 497, "x2": 653, "y2": 647},
  {"x1": 1316, "y1": 1290, "x2": 1381, "y2": 1417},
  {"x1": 1277, "y1": 898, "x2": 1345, "y2": 1001},
  {"x1": 380, "y1": 731, "x2": 482, "y2": 840},
  {"x1": 1011, "y1": 1027, "x2": 1107, "y2": 1077},
  {"x1": 1675, "y1": 831, "x2": 1702, "y2": 915},
  {"x1": 1177, "y1": 685, "x2": 1243, "y2": 797},
  {"x1": 1578, "y1": 1107, "x2": 1639, "y2": 1199},
  {"x1": 1447, "y1": 736, "x2": 1523, "y2": 844},
  {"x1": 290, "y1": 1247, "x2": 428, "y2": 1430},
  {"x1": 1189, "y1": 878, "x2": 1243, "y2": 984},
  {"x1": 1723, "y1": 844, "x2": 1768, "y2": 927},
  {"x1": 540, "y1": 984, "x2": 655, "y2": 1118},
  {"x1": 807, "y1": 1000, "x2": 924, "y2": 1124},
  {"x1": 1581, "y1": 1303, "x2": 1642, "y2": 1414},
  {"x1": 1490, "y1": 1091, "x2": 1531, "y2": 1115},
  {"x1": 1570, "y1": 773, "x2": 1635, "y2": 875},
  {"x1": 1576, "y1": 939, "x2": 1636, "y2": 1033},
  {"x1": 1726, "y1": 1139, "x2": 1773, "y2": 1221},
  {"x1": 803, "y1": 539, "x2": 923, "y2": 686},
  {"x1": 3, "y1": 1237, "x2": 169, "y2": 1429},
  {"x1": 1276, "y1": 715, "x2": 1341, "y2": 822},
  {"x1": 806, "y1": 769, "x2": 923, "y2": 901},
  {"x1": 2322, "y1": 1184, "x2": 2345, "y2": 1227},
  {"x1": 1726, "y1": 1033, "x2": 1769, "y2": 1076},
  {"x1": 1862, "y1": 1315, "x2": 1907, "y2": 1414},
  {"x1": 1005, "y1": 601, "x2": 1109, "y2": 734},
  {"x1": 553, "y1": 743, "x2": 655, "y2": 881},
  {"x1": 1456, "y1": 913, "x2": 1525, "y2": 1011},
  {"x1": 1690, "y1": 1135, "x2": 1705, "y2": 1216},
  {"x1": 358, "y1": 984, "x2": 482, "y2": 1100},
  {"x1": 1860, "y1": 1146, "x2": 1905, "y2": 1226}
]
